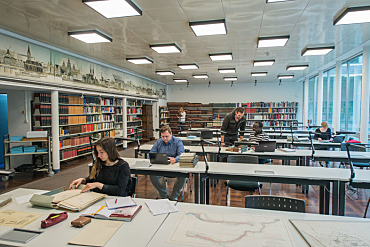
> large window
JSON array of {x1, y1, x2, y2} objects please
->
[
  {"x1": 322, "y1": 67, "x2": 335, "y2": 127},
  {"x1": 308, "y1": 76, "x2": 318, "y2": 125},
  {"x1": 340, "y1": 55, "x2": 363, "y2": 132}
]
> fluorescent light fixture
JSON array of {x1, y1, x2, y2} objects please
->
[
  {"x1": 189, "y1": 19, "x2": 227, "y2": 36},
  {"x1": 334, "y1": 5, "x2": 370, "y2": 25},
  {"x1": 251, "y1": 72, "x2": 267, "y2": 77},
  {"x1": 253, "y1": 60, "x2": 275, "y2": 66},
  {"x1": 257, "y1": 35, "x2": 289, "y2": 47},
  {"x1": 193, "y1": 74, "x2": 208, "y2": 79},
  {"x1": 82, "y1": 0, "x2": 142, "y2": 18},
  {"x1": 68, "y1": 30, "x2": 112, "y2": 43},
  {"x1": 224, "y1": 77, "x2": 237, "y2": 81},
  {"x1": 209, "y1": 53, "x2": 233, "y2": 61},
  {"x1": 266, "y1": 0, "x2": 294, "y2": 3},
  {"x1": 178, "y1": 63, "x2": 199, "y2": 70},
  {"x1": 301, "y1": 45, "x2": 335, "y2": 56},
  {"x1": 287, "y1": 65, "x2": 308, "y2": 71},
  {"x1": 156, "y1": 70, "x2": 175, "y2": 76},
  {"x1": 150, "y1": 43, "x2": 181, "y2": 53},
  {"x1": 218, "y1": 68, "x2": 236, "y2": 73},
  {"x1": 277, "y1": 75, "x2": 294, "y2": 79},
  {"x1": 126, "y1": 56, "x2": 153, "y2": 64},
  {"x1": 173, "y1": 79, "x2": 188, "y2": 83}
]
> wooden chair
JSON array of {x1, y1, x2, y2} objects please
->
[
  {"x1": 245, "y1": 195, "x2": 306, "y2": 213},
  {"x1": 226, "y1": 155, "x2": 261, "y2": 206}
]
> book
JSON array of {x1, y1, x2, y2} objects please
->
[
  {"x1": 179, "y1": 153, "x2": 198, "y2": 167},
  {"x1": 81, "y1": 205, "x2": 142, "y2": 222},
  {"x1": 105, "y1": 196, "x2": 136, "y2": 210}
]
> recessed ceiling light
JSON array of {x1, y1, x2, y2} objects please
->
[
  {"x1": 334, "y1": 5, "x2": 370, "y2": 25},
  {"x1": 286, "y1": 65, "x2": 308, "y2": 71},
  {"x1": 253, "y1": 60, "x2": 275, "y2": 66},
  {"x1": 68, "y1": 30, "x2": 112, "y2": 43},
  {"x1": 301, "y1": 45, "x2": 335, "y2": 56},
  {"x1": 218, "y1": 68, "x2": 236, "y2": 73},
  {"x1": 224, "y1": 77, "x2": 237, "y2": 81},
  {"x1": 126, "y1": 56, "x2": 153, "y2": 64},
  {"x1": 173, "y1": 79, "x2": 188, "y2": 83},
  {"x1": 193, "y1": 74, "x2": 208, "y2": 79},
  {"x1": 209, "y1": 53, "x2": 233, "y2": 61},
  {"x1": 277, "y1": 75, "x2": 294, "y2": 79},
  {"x1": 189, "y1": 19, "x2": 227, "y2": 36},
  {"x1": 82, "y1": 0, "x2": 142, "y2": 18},
  {"x1": 150, "y1": 43, "x2": 181, "y2": 54},
  {"x1": 251, "y1": 72, "x2": 267, "y2": 77},
  {"x1": 257, "y1": 36, "x2": 289, "y2": 48},
  {"x1": 177, "y1": 63, "x2": 199, "y2": 70},
  {"x1": 266, "y1": 0, "x2": 295, "y2": 3},
  {"x1": 156, "y1": 70, "x2": 175, "y2": 76}
]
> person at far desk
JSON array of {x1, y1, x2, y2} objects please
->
[
  {"x1": 221, "y1": 107, "x2": 246, "y2": 146},
  {"x1": 249, "y1": 121, "x2": 269, "y2": 164},
  {"x1": 314, "y1": 121, "x2": 333, "y2": 142},
  {"x1": 178, "y1": 107, "x2": 186, "y2": 131},
  {"x1": 68, "y1": 137, "x2": 132, "y2": 196},
  {"x1": 150, "y1": 125, "x2": 185, "y2": 201}
]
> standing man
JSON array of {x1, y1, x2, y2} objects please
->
[
  {"x1": 150, "y1": 125, "x2": 185, "y2": 201},
  {"x1": 221, "y1": 107, "x2": 246, "y2": 146}
]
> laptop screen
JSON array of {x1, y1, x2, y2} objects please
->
[{"x1": 149, "y1": 153, "x2": 170, "y2": 164}]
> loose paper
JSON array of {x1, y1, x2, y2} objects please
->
[
  {"x1": 146, "y1": 199, "x2": 178, "y2": 216},
  {"x1": 0, "y1": 210, "x2": 43, "y2": 228}
]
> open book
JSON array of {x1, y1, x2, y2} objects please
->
[{"x1": 81, "y1": 205, "x2": 142, "y2": 222}]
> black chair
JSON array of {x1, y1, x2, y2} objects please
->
[
  {"x1": 343, "y1": 143, "x2": 369, "y2": 169},
  {"x1": 226, "y1": 155, "x2": 261, "y2": 206},
  {"x1": 128, "y1": 176, "x2": 137, "y2": 198},
  {"x1": 245, "y1": 195, "x2": 306, "y2": 213}
]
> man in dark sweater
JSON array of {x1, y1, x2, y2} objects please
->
[{"x1": 221, "y1": 107, "x2": 246, "y2": 146}]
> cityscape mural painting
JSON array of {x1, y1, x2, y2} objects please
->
[{"x1": 0, "y1": 33, "x2": 166, "y2": 99}]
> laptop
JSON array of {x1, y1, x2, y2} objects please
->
[
  {"x1": 332, "y1": 135, "x2": 345, "y2": 143},
  {"x1": 254, "y1": 141, "x2": 276, "y2": 152},
  {"x1": 200, "y1": 130, "x2": 213, "y2": 139},
  {"x1": 149, "y1": 153, "x2": 170, "y2": 164}
]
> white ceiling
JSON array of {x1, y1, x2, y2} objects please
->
[{"x1": 0, "y1": 0, "x2": 369, "y2": 85}]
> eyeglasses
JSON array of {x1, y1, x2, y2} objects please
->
[{"x1": 161, "y1": 135, "x2": 171, "y2": 138}]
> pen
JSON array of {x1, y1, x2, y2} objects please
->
[
  {"x1": 50, "y1": 214, "x2": 60, "y2": 219},
  {"x1": 115, "y1": 199, "x2": 117, "y2": 204}
]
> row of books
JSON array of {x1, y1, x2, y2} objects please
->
[
  {"x1": 115, "y1": 115, "x2": 123, "y2": 122},
  {"x1": 258, "y1": 121, "x2": 298, "y2": 127},
  {"x1": 242, "y1": 102, "x2": 298, "y2": 108},
  {"x1": 101, "y1": 107, "x2": 114, "y2": 113},
  {"x1": 84, "y1": 106, "x2": 100, "y2": 114},
  {"x1": 245, "y1": 114, "x2": 296, "y2": 120},
  {"x1": 60, "y1": 136, "x2": 90, "y2": 148},
  {"x1": 60, "y1": 146, "x2": 92, "y2": 160},
  {"x1": 127, "y1": 100, "x2": 142, "y2": 107},
  {"x1": 127, "y1": 116, "x2": 140, "y2": 122},
  {"x1": 127, "y1": 128, "x2": 142, "y2": 135},
  {"x1": 246, "y1": 108, "x2": 297, "y2": 113},
  {"x1": 59, "y1": 123, "x2": 114, "y2": 136},
  {"x1": 127, "y1": 108, "x2": 142, "y2": 114}
]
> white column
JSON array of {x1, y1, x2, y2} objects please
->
[
  {"x1": 123, "y1": 97, "x2": 127, "y2": 149},
  {"x1": 360, "y1": 46, "x2": 370, "y2": 143},
  {"x1": 51, "y1": 90, "x2": 60, "y2": 171},
  {"x1": 316, "y1": 70, "x2": 324, "y2": 125},
  {"x1": 333, "y1": 60, "x2": 342, "y2": 133},
  {"x1": 303, "y1": 78, "x2": 309, "y2": 127}
]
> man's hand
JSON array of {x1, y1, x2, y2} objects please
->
[
  {"x1": 169, "y1": 157, "x2": 176, "y2": 164},
  {"x1": 221, "y1": 142, "x2": 225, "y2": 147},
  {"x1": 80, "y1": 182, "x2": 103, "y2": 193},
  {"x1": 318, "y1": 138, "x2": 323, "y2": 141}
]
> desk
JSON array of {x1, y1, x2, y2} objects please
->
[
  {"x1": 235, "y1": 139, "x2": 342, "y2": 149},
  {"x1": 178, "y1": 136, "x2": 220, "y2": 145},
  {"x1": 125, "y1": 157, "x2": 204, "y2": 203},
  {"x1": 147, "y1": 202, "x2": 370, "y2": 247},
  {"x1": 0, "y1": 188, "x2": 169, "y2": 247}
]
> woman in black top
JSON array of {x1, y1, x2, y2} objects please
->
[
  {"x1": 69, "y1": 137, "x2": 131, "y2": 196},
  {"x1": 314, "y1": 121, "x2": 333, "y2": 142}
]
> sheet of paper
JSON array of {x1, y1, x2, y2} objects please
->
[
  {"x1": 106, "y1": 197, "x2": 136, "y2": 210},
  {"x1": 81, "y1": 205, "x2": 113, "y2": 219},
  {"x1": 0, "y1": 209, "x2": 43, "y2": 228},
  {"x1": 52, "y1": 189, "x2": 81, "y2": 203},
  {"x1": 15, "y1": 191, "x2": 46, "y2": 204},
  {"x1": 134, "y1": 160, "x2": 151, "y2": 168},
  {"x1": 68, "y1": 219, "x2": 123, "y2": 247},
  {"x1": 146, "y1": 199, "x2": 178, "y2": 216}
]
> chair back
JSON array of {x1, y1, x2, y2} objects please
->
[
  {"x1": 228, "y1": 155, "x2": 258, "y2": 164},
  {"x1": 245, "y1": 195, "x2": 306, "y2": 213},
  {"x1": 128, "y1": 177, "x2": 137, "y2": 198}
]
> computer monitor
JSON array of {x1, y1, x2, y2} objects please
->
[
  {"x1": 200, "y1": 130, "x2": 213, "y2": 139},
  {"x1": 149, "y1": 153, "x2": 170, "y2": 164}
]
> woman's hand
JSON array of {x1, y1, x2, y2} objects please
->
[
  {"x1": 80, "y1": 182, "x2": 104, "y2": 193},
  {"x1": 68, "y1": 178, "x2": 85, "y2": 190}
]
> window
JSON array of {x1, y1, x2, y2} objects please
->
[
  {"x1": 340, "y1": 55, "x2": 363, "y2": 132},
  {"x1": 308, "y1": 76, "x2": 318, "y2": 126},
  {"x1": 322, "y1": 67, "x2": 335, "y2": 127}
]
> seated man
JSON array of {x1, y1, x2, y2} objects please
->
[{"x1": 150, "y1": 125, "x2": 185, "y2": 201}]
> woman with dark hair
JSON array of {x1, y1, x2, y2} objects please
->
[{"x1": 68, "y1": 137, "x2": 131, "y2": 196}]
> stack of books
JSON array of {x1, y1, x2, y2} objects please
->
[{"x1": 179, "y1": 153, "x2": 198, "y2": 167}]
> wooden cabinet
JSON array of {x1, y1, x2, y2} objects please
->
[{"x1": 142, "y1": 104, "x2": 153, "y2": 140}]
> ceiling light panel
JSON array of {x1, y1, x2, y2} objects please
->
[
  {"x1": 126, "y1": 57, "x2": 153, "y2": 64},
  {"x1": 224, "y1": 77, "x2": 237, "y2": 81},
  {"x1": 334, "y1": 6, "x2": 370, "y2": 25},
  {"x1": 193, "y1": 74, "x2": 208, "y2": 79},
  {"x1": 218, "y1": 68, "x2": 236, "y2": 73},
  {"x1": 178, "y1": 63, "x2": 199, "y2": 69},
  {"x1": 82, "y1": 0, "x2": 142, "y2": 18},
  {"x1": 68, "y1": 30, "x2": 112, "y2": 43},
  {"x1": 150, "y1": 43, "x2": 181, "y2": 53},
  {"x1": 286, "y1": 65, "x2": 308, "y2": 71},
  {"x1": 251, "y1": 72, "x2": 268, "y2": 77},
  {"x1": 209, "y1": 53, "x2": 233, "y2": 61},
  {"x1": 189, "y1": 19, "x2": 227, "y2": 36},
  {"x1": 173, "y1": 79, "x2": 188, "y2": 82},
  {"x1": 156, "y1": 70, "x2": 175, "y2": 75},
  {"x1": 266, "y1": 0, "x2": 295, "y2": 3},
  {"x1": 301, "y1": 46, "x2": 335, "y2": 56},
  {"x1": 277, "y1": 75, "x2": 294, "y2": 79},
  {"x1": 257, "y1": 36, "x2": 289, "y2": 48},
  {"x1": 253, "y1": 60, "x2": 275, "y2": 66}
]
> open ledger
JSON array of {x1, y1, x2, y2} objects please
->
[
  {"x1": 81, "y1": 205, "x2": 142, "y2": 222},
  {"x1": 30, "y1": 189, "x2": 106, "y2": 211}
]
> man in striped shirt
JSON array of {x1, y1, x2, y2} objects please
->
[{"x1": 249, "y1": 121, "x2": 269, "y2": 142}]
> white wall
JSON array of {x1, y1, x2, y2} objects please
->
[{"x1": 167, "y1": 82, "x2": 304, "y2": 122}]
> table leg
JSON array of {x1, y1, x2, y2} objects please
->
[
  {"x1": 194, "y1": 173, "x2": 199, "y2": 204},
  {"x1": 206, "y1": 178, "x2": 210, "y2": 204},
  {"x1": 332, "y1": 181, "x2": 339, "y2": 215},
  {"x1": 319, "y1": 186, "x2": 324, "y2": 214},
  {"x1": 200, "y1": 174, "x2": 205, "y2": 204},
  {"x1": 135, "y1": 149, "x2": 138, "y2": 158},
  {"x1": 339, "y1": 181, "x2": 346, "y2": 216},
  {"x1": 324, "y1": 185, "x2": 330, "y2": 215}
]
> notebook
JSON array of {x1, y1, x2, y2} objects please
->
[{"x1": 149, "y1": 153, "x2": 170, "y2": 165}]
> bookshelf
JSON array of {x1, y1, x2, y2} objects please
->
[
  {"x1": 159, "y1": 106, "x2": 169, "y2": 127},
  {"x1": 32, "y1": 93, "x2": 117, "y2": 162},
  {"x1": 127, "y1": 99, "x2": 143, "y2": 142}
]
